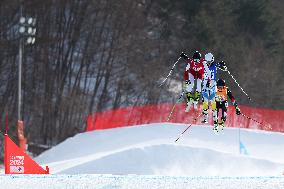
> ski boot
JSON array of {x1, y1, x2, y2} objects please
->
[
  {"x1": 218, "y1": 118, "x2": 226, "y2": 131},
  {"x1": 213, "y1": 121, "x2": 219, "y2": 133},
  {"x1": 193, "y1": 91, "x2": 201, "y2": 110},
  {"x1": 185, "y1": 92, "x2": 194, "y2": 112},
  {"x1": 202, "y1": 109, "x2": 209, "y2": 123},
  {"x1": 193, "y1": 101, "x2": 198, "y2": 110}
]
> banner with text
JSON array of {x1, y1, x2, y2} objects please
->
[{"x1": 4, "y1": 134, "x2": 49, "y2": 174}]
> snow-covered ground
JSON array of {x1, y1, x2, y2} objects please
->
[
  {"x1": 0, "y1": 174, "x2": 283, "y2": 189},
  {"x1": 1, "y1": 123, "x2": 284, "y2": 188}
]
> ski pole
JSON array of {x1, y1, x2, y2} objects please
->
[
  {"x1": 175, "y1": 113, "x2": 202, "y2": 143},
  {"x1": 167, "y1": 91, "x2": 185, "y2": 121},
  {"x1": 240, "y1": 113, "x2": 263, "y2": 126},
  {"x1": 159, "y1": 57, "x2": 181, "y2": 87},
  {"x1": 226, "y1": 69, "x2": 252, "y2": 101}
]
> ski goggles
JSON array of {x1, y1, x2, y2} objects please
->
[
  {"x1": 193, "y1": 59, "x2": 199, "y2": 62},
  {"x1": 217, "y1": 86, "x2": 225, "y2": 89}
]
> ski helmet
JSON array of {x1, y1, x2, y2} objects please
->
[
  {"x1": 192, "y1": 51, "x2": 201, "y2": 61},
  {"x1": 217, "y1": 79, "x2": 226, "y2": 87},
  {"x1": 205, "y1": 53, "x2": 214, "y2": 62}
]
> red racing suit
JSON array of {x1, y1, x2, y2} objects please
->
[{"x1": 184, "y1": 58, "x2": 205, "y2": 80}]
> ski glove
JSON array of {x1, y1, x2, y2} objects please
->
[
  {"x1": 180, "y1": 52, "x2": 188, "y2": 60},
  {"x1": 235, "y1": 106, "x2": 241, "y2": 115},
  {"x1": 219, "y1": 61, "x2": 227, "y2": 71}
]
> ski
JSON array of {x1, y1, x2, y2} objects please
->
[
  {"x1": 175, "y1": 113, "x2": 202, "y2": 142},
  {"x1": 167, "y1": 91, "x2": 185, "y2": 121}
]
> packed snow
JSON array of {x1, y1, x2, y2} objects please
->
[{"x1": 1, "y1": 123, "x2": 284, "y2": 188}]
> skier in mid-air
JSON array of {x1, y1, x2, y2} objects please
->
[
  {"x1": 214, "y1": 79, "x2": 241, "y2": 132},
  {"x1": 180, "y1": 51, "x2": 210, "y2": 112},
  {"x1": 202, "y1": 52, "x2": 227, "y2": 124}
]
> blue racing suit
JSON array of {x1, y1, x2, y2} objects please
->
[{"x1": 202, "y1": 61, "x2": 227, "y2": 123}]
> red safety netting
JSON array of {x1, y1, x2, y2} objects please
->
[{"x1": 86, "y1": 103, "x2": 284, "y2": 133}]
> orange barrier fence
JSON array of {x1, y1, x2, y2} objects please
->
[{"x1": 86, "y1": 103, "x2": 284, "y2": 133}]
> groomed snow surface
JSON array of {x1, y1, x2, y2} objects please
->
[{"x1": 1, "y1": 123, "x2": 284, "y2": 189}]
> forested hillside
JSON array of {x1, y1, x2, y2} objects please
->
[{"x1": 0, "y1": 0, "x2": 284, "y2": 159}]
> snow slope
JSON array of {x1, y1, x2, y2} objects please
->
[
  {"x1": 1, "y1": 123, "x2": 284, "y2": 188},
  {"x1": 34, "y1": 123, "x2": 284, "y2": 176}
]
